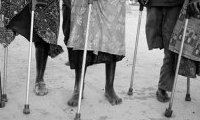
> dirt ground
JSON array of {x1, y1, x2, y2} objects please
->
[{"x1": 0, "y1": 3, "x2": 200, "y2": 120}]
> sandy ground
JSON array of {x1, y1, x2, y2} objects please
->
[{"x1": 0, "y1": 3, "x2": 200, "y2": 120}]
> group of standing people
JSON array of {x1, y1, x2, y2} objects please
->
[
  {"x1": 1, "y1": 0, "x2": 200, "y2": 110},
  {"x1": 1, "y1": 0, "x2": 126, "y2": 106}
]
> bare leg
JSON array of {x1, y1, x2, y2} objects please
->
[
  {"x1": 105, "y1": 62, "x2": 122, "y2": 105},
  {"x1": 68, "y1": 67, "x2": 87, "y2": 107},
  {"x1": 34, "y1": 41, "x2": 49, "y2": 96}
]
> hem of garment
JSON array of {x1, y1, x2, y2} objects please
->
[
  {"x1": 67, "y1": 48, "x2": 125, "y2": 69},
  {"x1": 67, "y1": 46, "x2": 126, "y2": 56},
  {"x1": 149, "y1": 3, "x2": 184, "y2": 7},
  {"x1": 148, "y1": 47, "x2": 163, "y2": 50}
]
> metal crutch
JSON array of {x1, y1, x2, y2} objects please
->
[
  {"x1": 2, "y1": 45, "x2": 8, "y2": 102},
  {"x1": 74, "y1": 0, "x2": 93, "y2": 120},
  {"x1": 185, "y1": 77, "x2": 191, "y2": 101},
  {"x1": 23, "y1": 0, "x2": 47, "y2": 114},
  {"x1": 128, "y1": 1, "x2": 147, "y2": 95},
  {"x1": 0, "y1": 72, "x2": 5, "y2": 108},
  {"x1": 0, "y1": 0, "x2": 8, "y2": 102},
  {"x1": 164, "y1": 12, "x2": 190, "y2": 118},
  {"x1": 0, "y1": 0, "x2": 4, "y2": 108}
]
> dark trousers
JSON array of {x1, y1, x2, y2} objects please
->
[
  {"x1": 158, "y1": 49, "x2": 176, "y2": 92},
  {"x1": 146, "y1": 6, "x2": 182, "y2": 92}
]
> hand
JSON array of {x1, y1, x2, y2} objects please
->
[
  {"x1": 187, "y1": 1, "x2": 200, "y2": 16},
  {"x1": 137, "y1": 0, "x2": 149, "y2": 6}
]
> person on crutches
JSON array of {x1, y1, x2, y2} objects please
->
[
  {"x1": 64, "y1": 0, "x2": 126, "y2": 109},
  {"x1": 143, "y1": 0, "x2": 185, "y2": 102},
  {"x1": 5, "y1": 0, "x2": 63, "y2": 97},
  {"x1": 0, "y1": 0, "x2": 16, "y2": 103},
  {"x1": 165, "y1": 0, "x2": 200, "y2": 117}
]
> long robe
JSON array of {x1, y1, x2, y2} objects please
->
[{"x1": 64, "y1": 0, "x2": 126, "y2": 69}]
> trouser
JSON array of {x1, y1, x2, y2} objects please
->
[{"x1": 158, "y1": 49, "x2": 176, "y2": 92}]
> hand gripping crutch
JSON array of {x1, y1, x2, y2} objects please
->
[
  {"x1": 74, "y1": 0, "x2": 93, "y2": 120},
  {"x1": 128, "y1": 1, "x2": 148, "y2": 95},
  {"x1": 23, "y1": 0, "x2": 47, "y2": 114},
  {"x1": 0, "y1": 72, "x2": 5, "y2": 108},
  {"x1": 164, "y1": 10, "x2": 190, "y2": 118}
]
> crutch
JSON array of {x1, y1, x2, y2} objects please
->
[
  {"x1": 128, "y1": 0, "x2": 148, "y2": 95},
  {"x1": 0, "y1": 72, "x2": 5, "y2": 108},
  {"x1": 0, "y1": 0, "x2": 8, "y2": 102},
  {"x1": 164, "y1": 9, "x2": 190, "y2": 118},
  {"x1": 23, "y1": 0, "x2": 47, "y2": 114},
  {"x1": 74, "y1": 0, "x2": 93, "y2": 120},
  {"x1": 2, "y1": 44, "x2": 8, "y2": 102}
]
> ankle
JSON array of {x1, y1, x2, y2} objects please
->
[
  {"x1": 158, "y1": 88, "x2": 166, "y2": 94},
  {"x1": 105, "y1": 87, "x2": 114, "y2": 93},
  {"x1": 36, "y1": 79, "x2": 44, "y2": 83}
]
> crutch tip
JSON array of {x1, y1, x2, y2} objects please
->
[
  {"x1": 74, "y1": 113, "x2": 81, "y2": 120},
  {"x1": 185, "y1": 94, "x2": 191, "y2": 101},
  {"x1": 127, "y1": 88, "x2": 133, "y2": 96},
  {"x1": 0, "y1": 101, "x2": 5, "y2": 108},
  {"x1": 164, "y1": 108, "x2": 173, "y2": 118},
  {"x1": 2, "y1": 94, "x2": 8, "y2": 102},
  {"x1": 23, "y1": 104, "x2": 30, "y2": 114}
]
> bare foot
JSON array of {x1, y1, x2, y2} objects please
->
[
  {"x1": 105, "y1": 89, "x2": 122, "y2": 105},
  {"x1": 34, "y1": 81, "x2": 48, "y2": 96},
  {"x1": 67, "y1": 92, "x2": 80, "y2": 107}
]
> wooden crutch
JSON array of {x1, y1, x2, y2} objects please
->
[{"x1": 165, "y1": 10, "x2": 190, "y2": 118}]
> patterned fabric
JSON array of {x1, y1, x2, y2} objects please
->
[
  {"x1": 169, "y1": 0, "x2": 200, "y2": 78},
  {"x1": 169, "y1": 0, "x2": 200, "y2": 62},
  {"x1": 0, "y1": 0, "x2": 63, "y2": 58},
  {"x1": 34, "y1": 0, "x2": 60, "y2": 45},
  {"x1": 178, "y1": 56, "x2": 200, "y2": 78},
  {"x1": 68, "y1": 0, "x2": 126, "y2": 56},
  {"x1": 0, "y1": 0, "x2": 27, "y2": 26},
  {"x1": 0, "y1": 0, "x2": 26, "y2": 46}
]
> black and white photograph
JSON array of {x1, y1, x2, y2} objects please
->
[{"x1": 1, "y1": 0, "x2": 200, "y2": 119}]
